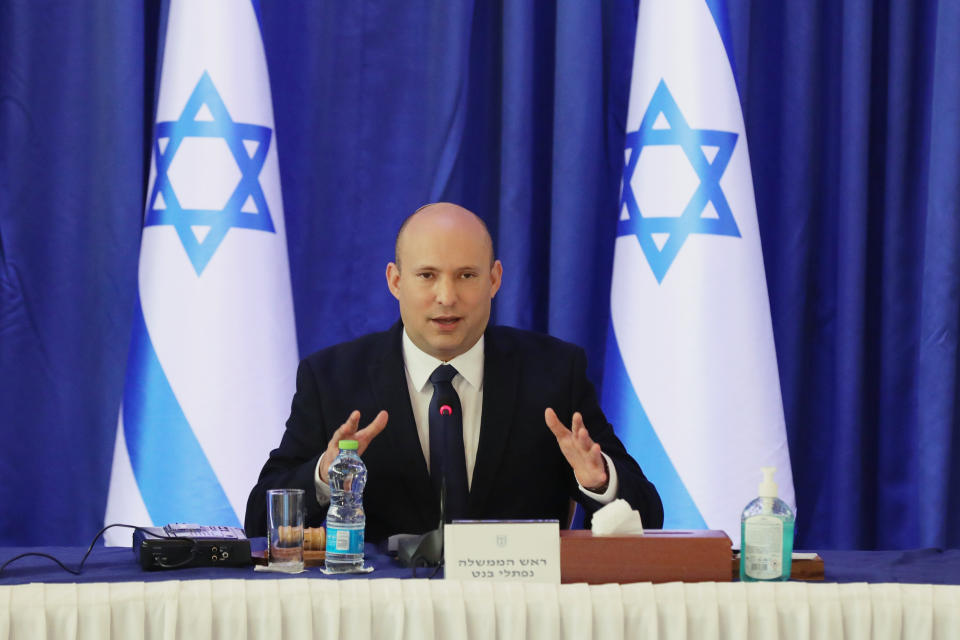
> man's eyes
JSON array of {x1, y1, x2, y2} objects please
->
[{"x1": 415, "y1": 272, "x2": 478, "y2": 280}]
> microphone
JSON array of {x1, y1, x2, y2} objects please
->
[{"x1": 396, "y1": 400, "x2": 455, "y2": 569}]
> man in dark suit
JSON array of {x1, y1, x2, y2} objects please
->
[{"x1": 245, "y1": 203, "x2": 663, "y2": 541}]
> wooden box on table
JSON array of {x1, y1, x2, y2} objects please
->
[{"x1": 560, "y1": 530, "x2": 732, "y2": 584}]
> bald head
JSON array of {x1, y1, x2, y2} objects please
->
[
  {"x1": 394, "y1": 203, "x2": 495, "y2": 270},
  {"x1": 386, "y1": 202, "x2": 503, "y2": 361}
]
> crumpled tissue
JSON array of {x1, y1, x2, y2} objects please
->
[{"x1": 590, "y1": 498, "x2": 645, "y2": 536}]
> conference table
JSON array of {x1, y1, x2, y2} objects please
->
[{"x1": 1, "y1": 541, "x2": 959, "y2": 639}]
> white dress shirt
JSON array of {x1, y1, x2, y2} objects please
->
[
  {"x1": 314, "y1": 328, "x2": 618, "y2": 505},
  {"x1": 399, "y1": 329, "x2": 485, "y2": 487}
]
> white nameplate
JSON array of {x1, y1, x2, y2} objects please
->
[{"x1": 444, "y1": 521, "x2": 560, "y2": 583}]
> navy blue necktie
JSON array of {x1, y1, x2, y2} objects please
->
[{"x1": 428, "y1": 364, "x2": 468, "y2": 522}]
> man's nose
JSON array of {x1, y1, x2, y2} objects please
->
[{"x1": 435, "y1": 277, "x2": 457, "y2": 306}]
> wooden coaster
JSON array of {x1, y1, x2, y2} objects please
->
[
  {"x1": 251, "y1": 549, "x2": 326, "y2": 567},
  {"x1": 253, "y1": 528, "x2": 326, "y2": 567}
]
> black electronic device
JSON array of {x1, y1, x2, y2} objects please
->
[
  {"x1": 396, "y1": 527, "x2": 444, "y2": 568},
  {"x1": 133, "y1": 525, "x2": 252, "y2": 570}
]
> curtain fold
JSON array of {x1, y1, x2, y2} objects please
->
[
  {"x1": 743, "y1": 0, "x2": 960, "y2": 548},
  {"x1": 0, "y1": 0, "x2": 151, "y2": 544}
]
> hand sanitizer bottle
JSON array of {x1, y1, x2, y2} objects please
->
[{"x1": 740, "y1": 466, "x2": 795, "y2": 581}]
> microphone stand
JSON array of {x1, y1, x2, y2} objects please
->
[
  {"x1": 396, "y1": 483, "x2": 445, "y2": 571},
  {"x1": 397, "y1": 405, "x2": 451, "y2": 570}
]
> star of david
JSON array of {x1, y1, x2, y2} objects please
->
[
  {"x1": 145, "y1": 71, "x2": 275, "y2": 275},
  {"x1": 619, "y1": 79, "x2": 741, "y2": 284}
]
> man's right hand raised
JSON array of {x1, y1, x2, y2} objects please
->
[{"x1": 319, "y1": 410, "x2": 388, "y2": 484}]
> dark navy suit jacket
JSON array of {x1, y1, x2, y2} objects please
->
[{"x1": 245, "y1": 322, "x2": 663, "y2": 541}]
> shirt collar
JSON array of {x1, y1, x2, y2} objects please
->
[{"x1": 401, "y1": 328, "x2": 485, "y2": 392}]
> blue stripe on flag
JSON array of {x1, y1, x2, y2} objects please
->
[
  {"x1": 704, "y1": 0, "x2": 738, "y2": 86},
  {"x1": 123, "y1": 296, "x2": 240, "y2": 527},
  {"x1": 602, "y1": 323, "x2": 707, "y2": 529},
  {"x1": 249, "y1": 0, "x2": 262, "y2": 26}
]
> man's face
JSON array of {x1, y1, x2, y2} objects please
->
[{"x1": 386, "y1": 206, "x2": 502, "y2": 361}]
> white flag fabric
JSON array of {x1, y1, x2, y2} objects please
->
[
  {"x1": 104, "y1": 0, "x2": 297, "y2": 544},
  {"x1": 602, "y1": 0, "x2": 794, "y2": 548}
]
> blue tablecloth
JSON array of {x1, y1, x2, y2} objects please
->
[
  {"x1": 0, "y1": 539, "x2": 420, "y2": 586},
  {"x1": 2, "y1": 542, "x2": 959, "y2": 586},
  {"x1": 818, "y1": 548, "x2": 960, "y2": 585}
]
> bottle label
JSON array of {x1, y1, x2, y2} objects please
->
[
  {"x1": 325, "y1": 524, "x2": 364, "y2": 556},
  {"x1": 743, "y1": 515, "x2": 783, "y2": 580}
]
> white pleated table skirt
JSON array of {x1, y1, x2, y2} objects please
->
[{"x1": 2, "y1": 579, "x2": 959, "y2": 640}]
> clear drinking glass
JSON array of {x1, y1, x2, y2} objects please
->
[{"x1": 266, "y1": 488, "x2": 304, "y2": 572}]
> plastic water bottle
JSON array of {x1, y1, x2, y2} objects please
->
[{"x1": 325, "y1": 439, "x2": 367, "y2": 573}]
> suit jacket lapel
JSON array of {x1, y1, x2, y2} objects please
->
[
  {"x1": 368, "y1": 322, "x2": 437, "y2": 528},
  {"x1": 469, "y1": 329, "x2": 518, "y2": 514}
]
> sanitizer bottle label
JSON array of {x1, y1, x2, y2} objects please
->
[{"x1": 743, "y1": 515, "x2": 783, "y2": 580}]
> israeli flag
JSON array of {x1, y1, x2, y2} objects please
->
[
  {"x1": 104, "y1": 0, "x2": 298, "y2": 544},
  {"x1": 602, "y1": 0, "x2": 794, "y2": 547}
]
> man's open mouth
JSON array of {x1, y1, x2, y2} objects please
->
[{"x1": 431, "y1": 316, "x2": 461, "y2": 329}]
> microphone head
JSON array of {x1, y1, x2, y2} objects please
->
[{"x1": 439, "y1": 404, "x2": 453, "y2": 416}]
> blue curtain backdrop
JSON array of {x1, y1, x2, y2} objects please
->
[{"x1": 1, "y1": 0, "x2": 958, "y2": 550}]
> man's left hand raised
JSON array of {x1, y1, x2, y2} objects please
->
[{"x1": 544, "y1": 408, "x2": 608, "y2": 491}]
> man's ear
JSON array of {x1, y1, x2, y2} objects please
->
[
  {"x1": 489, "y1": 260, "x2": 503, "y2": 298},
  {"x1": 386, "y1": 262, "x2": 401, "y2": 300}
]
